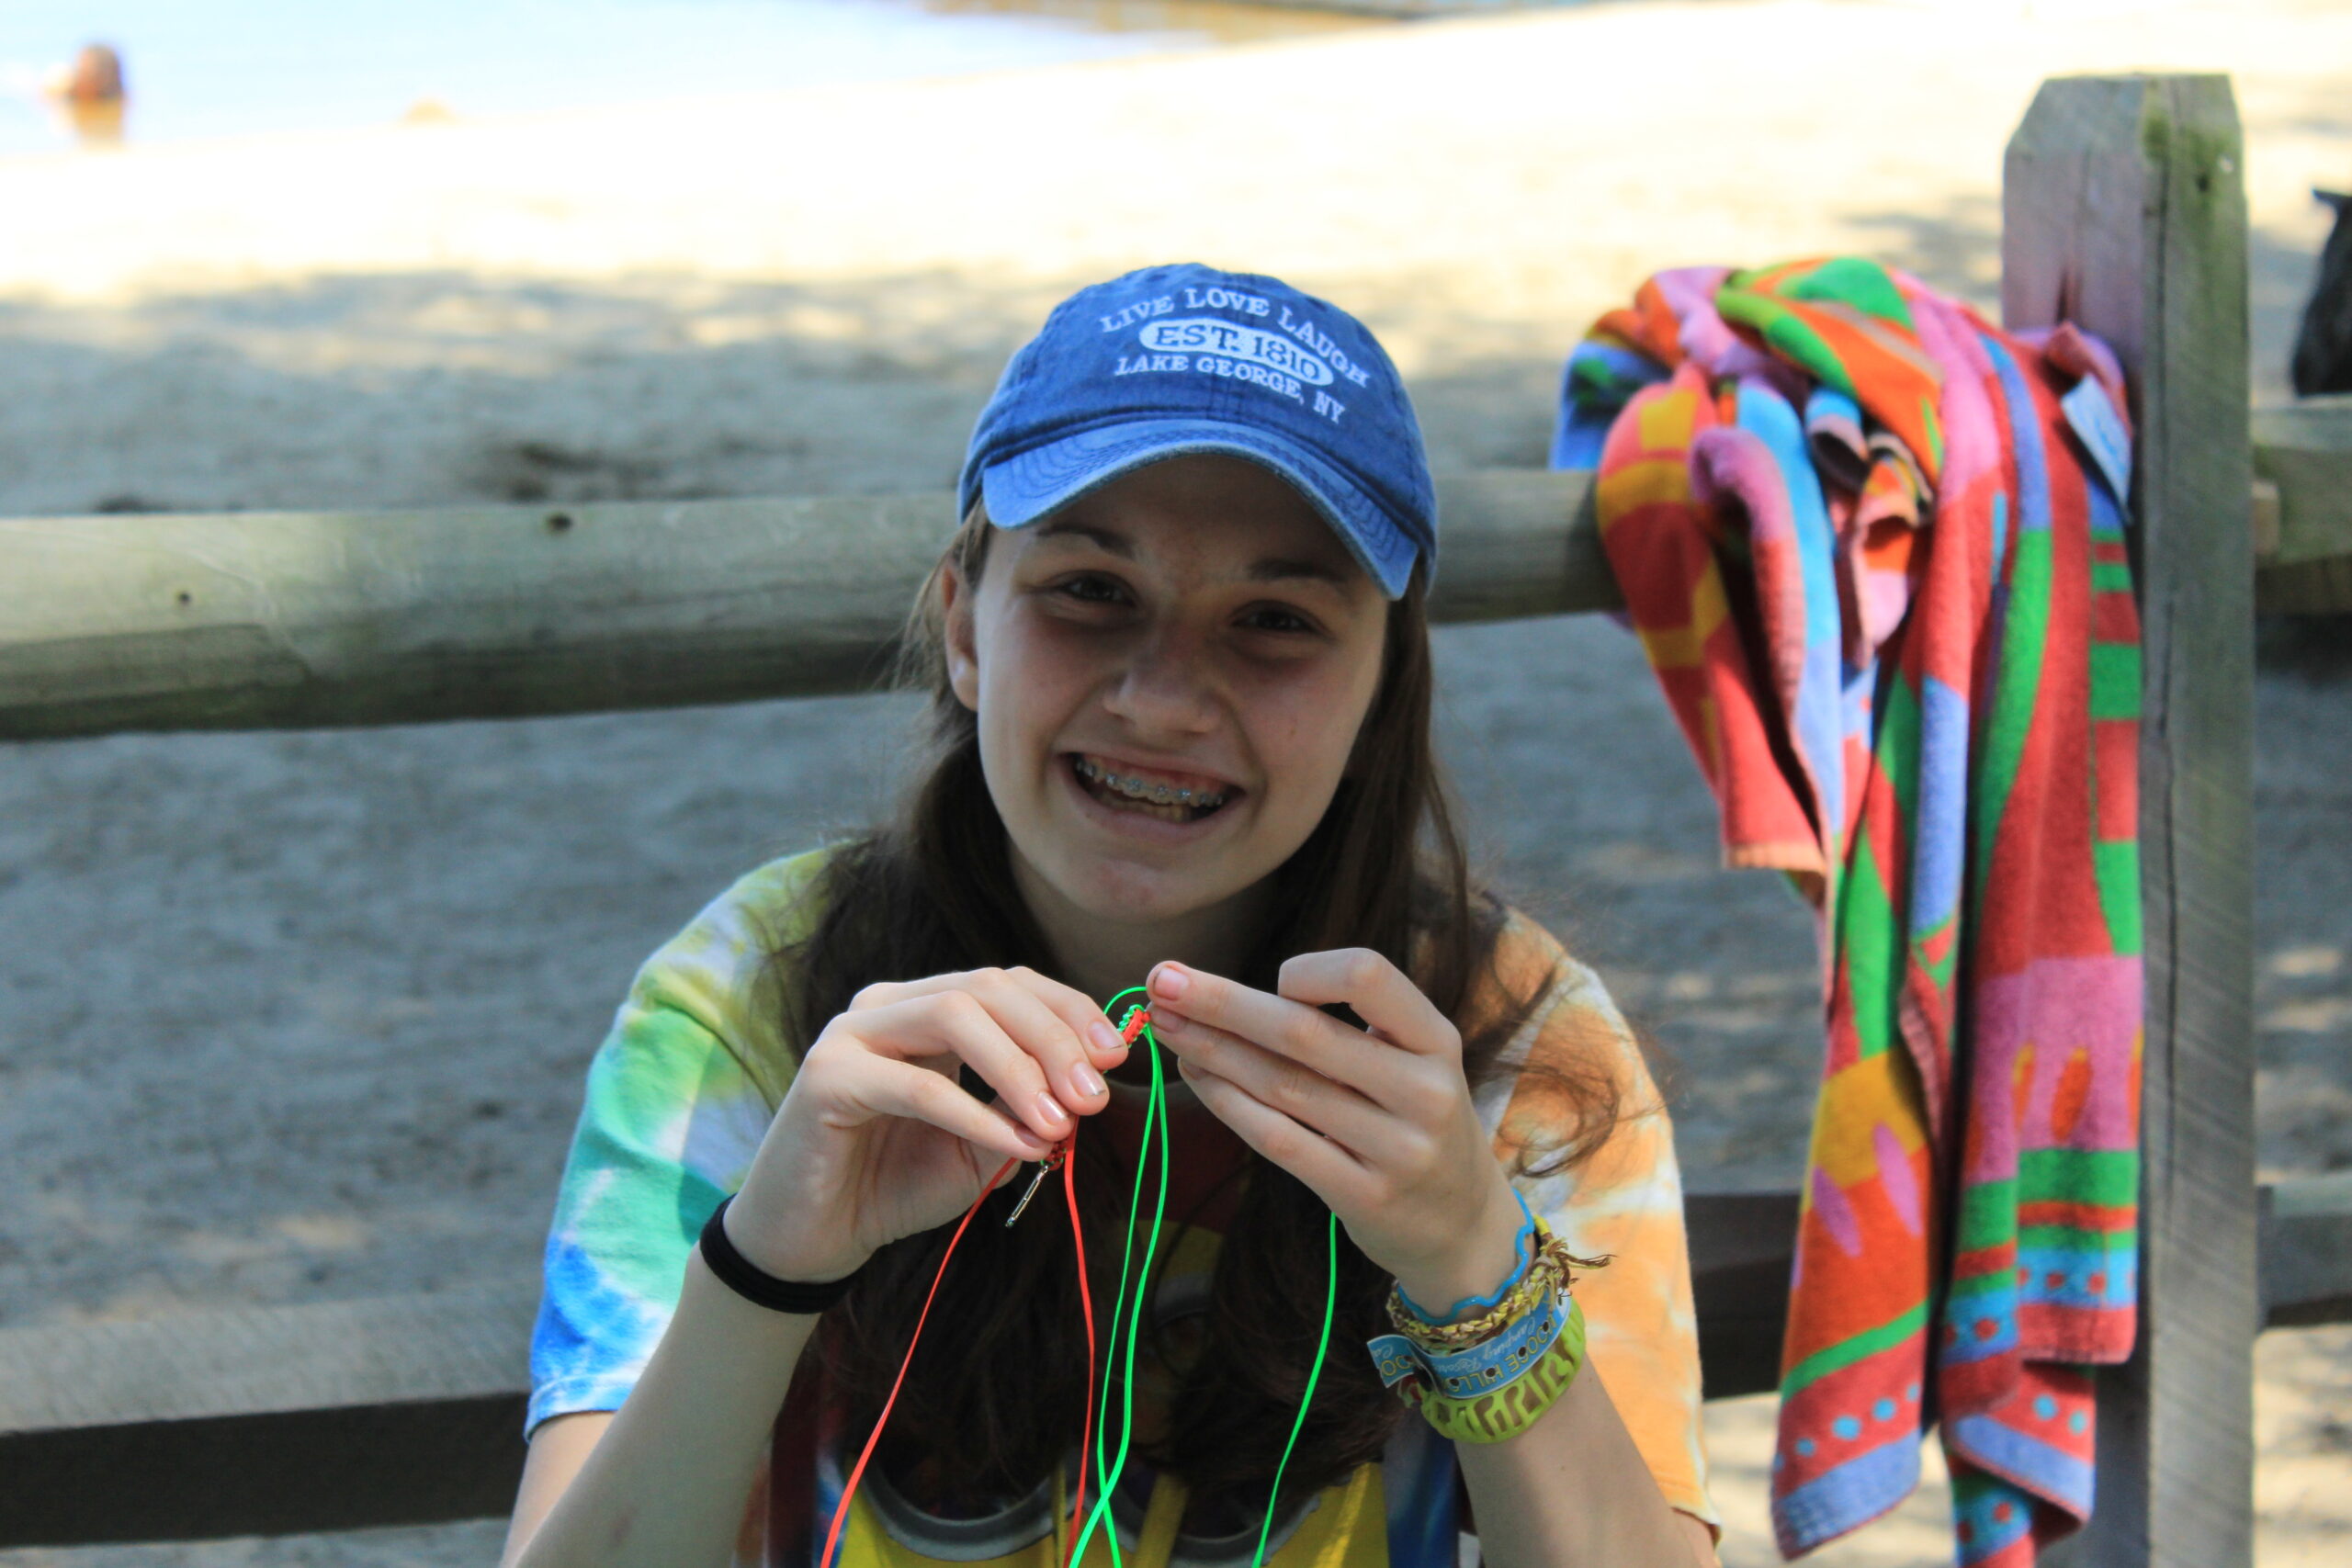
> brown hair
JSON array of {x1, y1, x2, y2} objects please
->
[{"x1": 763, "y1": 499, "x2": 1623, "y2": 1512}]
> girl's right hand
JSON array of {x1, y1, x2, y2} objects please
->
[{"x1": 717, "y1": 967, "x2": 1132, "y2": 1286}]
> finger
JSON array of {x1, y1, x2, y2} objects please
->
[
  {"x1": 844, "y1": 1055, "x2": 1056, "y2": 1165},
  {"x1": 1176, "y1": 1056, "x2": 1374, "y2": 1210},
  {"x1": 1146, "y1": 962, "x2": 1419, "y2": 1108},
  {"x1": 857, "y1": 991, "x2": 1075, "y2": 1143},
  {"x1": 874, "y1": 969, "x2": 1131, "y2": 1100},
  {"x1": 1273, "y1": 948, "x2": 1458, "y2": 1057},
  {"x1": 993, "y1": 965, "x2": 1135, "y2": 1101},
  {"x1": 955, "y1": 968, "x2": 1123, "y2": 1113},
  {"x1": 1149, "y1": 1010, "x2": 1391, "y2": 1154},
  {"x1": 1007, "y1": 966, "x2": 1139, "y2": 1066}
]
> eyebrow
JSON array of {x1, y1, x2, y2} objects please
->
[
  {"x1": 1031, "y1": 521, "x2": 1353, "y2": 588},
  {"x1": 1245, "y1": 556, "x2": 1351, "y2": 586},
  {"x1": 1034, "y1": 521, "x2": 1133, "y2": 557}
]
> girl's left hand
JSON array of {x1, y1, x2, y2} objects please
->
[{"x1": 1145, "y1": 951, "x2": 1530, "y2": 1315}]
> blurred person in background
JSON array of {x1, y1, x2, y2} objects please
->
[
  {"x1": 43, "y1": 42, "x2": 127, "y2": 147},
  {"x1": 2293, "y1": 188, "x2": 2352, "y2": 397}
]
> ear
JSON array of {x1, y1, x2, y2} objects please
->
[{"x1": 941, "y1": 558, "x2": 981, "y2": 714}]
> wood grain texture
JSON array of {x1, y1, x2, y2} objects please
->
[
  {"x1": 0, "y1": 469, "x2": 1609, "y2": 741},
  {"x1": 2251, "y1": 396, "x2": 2352, "y2": 609},
  {"x1": 0, "y1": 1395, "x2": 528, "y2": 1545},
  {"x1": 2260, "y1": 1174, "x2": 2352, "y2": 1329},
  {"x1": 2005, "y1": 74, "x2": 2257, "y2": 1568},
  {"x1": 2252, "y1": 396, "x2": 2352, "y2": 567},
  {"x1": 1684, "y1": 1190, "x2": 1799, "y2": 1401},
  {"x1": 0, "y1": 1197, "x2": 1793, "y2": 1546},
  {"x1": 2, "y1": 436, "x2": 2325, "y2": 743},
  {"x1": 9, "y1": 1179, "x2": 2348, "y2": 1546},
  {"x1": 2256, "y1": 554, "x2": 2352, "y2": 613},
  {"x1": 0, "y1": 1280, "x2": 537, "y2": 1432},
  {"x1": 0, "y1": 1280, "x2": 537, "y2": 1545}
]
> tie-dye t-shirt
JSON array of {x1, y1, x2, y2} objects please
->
[{"x1": 528, "y1": 848, "x2": 1719, "y2": 1565}]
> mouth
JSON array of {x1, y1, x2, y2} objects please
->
[{"x1": 1066, "y1": 753, "x2": 1238, "y2": 825}]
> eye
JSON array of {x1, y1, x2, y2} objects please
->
[
  {"x1": 1238, "y1": 603, "x2": 1319, "y2": 636},
  {"x1": 1052, "y1": 572, "x2": 1130, "y2": 606}
]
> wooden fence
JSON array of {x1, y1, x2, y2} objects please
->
[
  {"x1": 3, "y1": 71, "x2": 2350, "y2": 1565},
  {"x1": 3, "y1": 441, "x2": 2346, "y2": 743}
]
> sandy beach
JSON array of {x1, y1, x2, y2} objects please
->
[{"x1": 1, "y1": 1, "x2": 2346, "y2": 1562}]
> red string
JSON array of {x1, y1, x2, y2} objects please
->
[
  {"x1": 818, "y1": 1135, "x2": 1096, "y2": 1568},
  {"x1": 1061, "y1": 1142, "x2": 1094, "y2": 1566}
]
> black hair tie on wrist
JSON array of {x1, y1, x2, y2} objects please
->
[{"x1": 698, "y1": 1195, "x2": 861, "y2": 1314}]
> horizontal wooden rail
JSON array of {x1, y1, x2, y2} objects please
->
[
  {"x1": 0, "y1": 469, "x2": 1611, "y2": 741},
  {"x1": 5, "y1": 417, "x2": 2346, "y2": 743},
  {"x1": 2257, "y1": 1172, "x2": 2352, "y2": 1326},
  {"x1": 2, "y1": 1180, "x2": 2345, "y2": 1547},
  {"x1": 0, "y1": 1282, "x2": 535, "y2": 1544},
  {"x1": 2253, "y1": 395, "x2": 2352, "y2": 614}
]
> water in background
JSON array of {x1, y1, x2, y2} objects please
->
[{"x1": 0, "y1": 0, "x2": 1380, "y2": 156}]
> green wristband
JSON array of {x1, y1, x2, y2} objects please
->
[{"x1": 1410, "y1": 1294, "x2": 1588, "y2": 1445}]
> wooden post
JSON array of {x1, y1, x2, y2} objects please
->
[{"x1": 2002, "y1": 76, "x2": 2256, "y2": 1568}]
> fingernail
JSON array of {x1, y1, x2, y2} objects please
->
[
  {"x1": 1150, "y1": 964, "x2": 1188, "y2": 999},
  {"x1": 1035, "y1": 1091, "x2": 1071, "y2": 1129},
  {"x1": 1087, "y1": 1021, "x2": 1125, "y2": 1056},
  {"x1": 1070, "y1": 1063, "x2": 1106, "y2": 1100}
]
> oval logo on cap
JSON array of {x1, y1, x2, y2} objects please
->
[{"x1": 1137, "y1": 318, "x2": 1335, "y2": 387}]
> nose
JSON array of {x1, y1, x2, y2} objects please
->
[{"x1": 1101, "y1": 624, "x2": 1217, "y2": 738}]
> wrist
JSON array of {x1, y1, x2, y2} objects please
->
[
  {"x1": 712, "y1": 1194, "x2": 867, "y2": 1297},
  {"x1": 1390, "y1": 1184, "x2": 1533, "y2": 1323}
]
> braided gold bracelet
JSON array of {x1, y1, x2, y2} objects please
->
[{"x1": 1384, "y1": 1216, "x2": 1608, "y2": 1351}]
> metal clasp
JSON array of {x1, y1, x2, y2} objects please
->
[{"x1": 1003, "y1": 1144, "x2": 1068, "y2": 1228}]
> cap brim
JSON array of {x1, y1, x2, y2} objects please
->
[{"x1": 978, "y1": 419, "x2": 1420, "y2": 599}]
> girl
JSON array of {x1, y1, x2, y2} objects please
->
[{"x1": 503, "y1": 264, "x2": 1720, "y2": 1568}]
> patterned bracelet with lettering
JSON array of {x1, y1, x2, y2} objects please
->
[
  {"x1": 1412, "y1": 1297, "x2": 1588, "y2": 1445},
  {"x1": 1368, "y1": 1286, "x2": 1589, "y2": 1443},
  {"x1": 1371, "y1": 1287, "x2": 1570, "y2": 1401}
]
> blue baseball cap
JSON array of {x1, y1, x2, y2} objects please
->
[{"x1": 957, "y1": 263, "x2": 1437, "y2": 598}]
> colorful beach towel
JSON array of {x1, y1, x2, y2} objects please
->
[{"x1": 1555, "y1": 259, "x2": 2143, "y2": 1566}]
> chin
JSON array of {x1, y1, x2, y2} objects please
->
[{"x1": 1057, "y1": 854, "x2": 1236, "y2": 924}]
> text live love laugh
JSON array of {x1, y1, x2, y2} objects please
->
[{"x1": 1102, "y1": 283, "x2": 1374, "y2": 423}]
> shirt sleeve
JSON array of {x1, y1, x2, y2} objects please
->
[
  {"x1": 525, "y1": 851, "x2": 828, "y2": 1436},
  {"x1": 1472, "y1": 918, "x2": 1721, "y2": 1533}
]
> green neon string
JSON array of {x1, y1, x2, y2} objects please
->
[
  {"x1": 1251, "y1": 1209, "x2": 1339, "y2": 1568},
  {"x1": 1070, "y1": 988, "x2": 1170, "y2": 1568},
  {"x1": 1080, "y1": 1055, "x2": 1148, "y2": 1564},
  {"x1": 1080, "y1": 998, "x2": 1156, "y2": 1568},
  {"x1": 1065, "y1": 987, "x2": 1340, "y2": 1568}
]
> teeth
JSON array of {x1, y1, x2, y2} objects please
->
[{"x1": 1073, "y1": 756, "x2": 1227, "y2": 811}]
